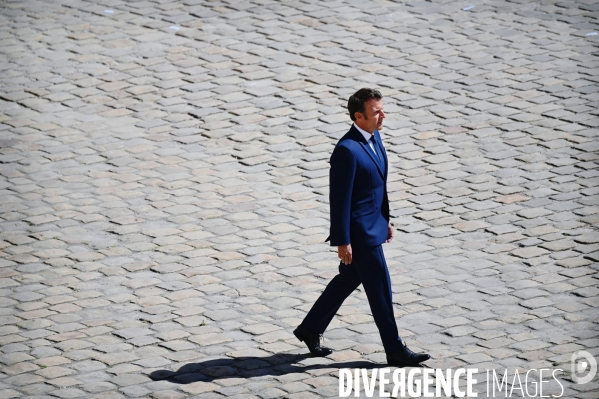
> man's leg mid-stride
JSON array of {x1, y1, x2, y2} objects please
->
[
  {"x1": 294, "y1": 261, "x2": 361, "y2": 356},
  {"x1": 300, "y1": 244, "x2": 403, "y2": 353},
  {"x1": 295, "y1": 244, "x2": 430, "y2": 366},
  {"x1": 302, "y1": 261, "x2": 362, "y2": 334},
  {"x1": 351, "y1": 244, "x2": 403, "y2": 354}
]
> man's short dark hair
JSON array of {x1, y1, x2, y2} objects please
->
[{"x1": 348, "y1": 88, "x2": 383, "y2": 121}]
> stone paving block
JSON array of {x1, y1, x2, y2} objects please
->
[{"x1": 0, "y1": 0, "x2": 598, "y2": 398}]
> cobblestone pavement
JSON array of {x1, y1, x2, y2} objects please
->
[{"x1": 0, "y1": 0, "x2": 598, "y2": 398}]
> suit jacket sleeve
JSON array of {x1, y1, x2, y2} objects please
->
[{"x1": 329, "y1": 145, "x2": 355, "y2": 246}]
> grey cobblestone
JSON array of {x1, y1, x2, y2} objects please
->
[{"x1": 0, "y1": 0, "x2": 598, "y2": 398}]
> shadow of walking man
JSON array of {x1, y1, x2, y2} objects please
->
[{"x1": 150, "y1": 353, "x2": 382, "y2": 384}]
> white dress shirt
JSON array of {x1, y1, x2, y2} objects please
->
[{"x1": 354, "y1": 123, "x2": 378, "y2": 156}]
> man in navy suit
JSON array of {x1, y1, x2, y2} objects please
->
[{"x1": 294, "y1": 88, "x2": 431, "y2": 367}]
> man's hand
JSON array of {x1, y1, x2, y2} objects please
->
[
  {"x1": 338, "y1": 244, "x2": 352, "y2": 265},
  {"x1": 385, "y1": 222, "x2": 394, "y2": 243}
]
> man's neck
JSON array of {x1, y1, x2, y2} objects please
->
[{"x1": 354, "y1": 123, "x2": 373, "y2": 136}]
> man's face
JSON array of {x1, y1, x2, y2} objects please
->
[{"x1": 355, "y1": 99, "x2": 385, "y2": 134}]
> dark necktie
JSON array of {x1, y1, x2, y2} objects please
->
[
  {"x1": 370, "y1": 136, "x2": 380, "y2": 160},
  {"x1": 370, "y1": 136, "x2": 384, "y2": 170}
]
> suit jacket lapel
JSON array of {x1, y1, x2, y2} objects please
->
[
  {"x1": 373, "y1": 131, "x2": 387, "y2": 177},
  {"x1": 352, "y1": 133, "x2": 384, "y2": 179}
]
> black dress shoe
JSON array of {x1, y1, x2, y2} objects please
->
[
  {"x1": 387, "y1": 342, "x2": 430, "y2": 367},
  {"x1": 293, "y1": 325, "x2": 333, "y2": 357}
]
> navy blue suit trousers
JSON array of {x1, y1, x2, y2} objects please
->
[{"x1": 302, "y1": 243, "x2": 403, "y2": 354}]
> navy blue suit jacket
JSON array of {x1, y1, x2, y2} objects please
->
[{"x1": 327, "y1": 125, "x2": 390, "y2": 247}]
